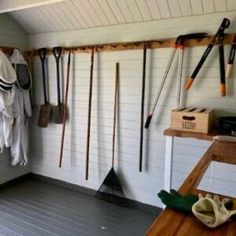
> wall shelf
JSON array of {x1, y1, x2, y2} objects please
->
[{"x1": 164, "y1": 128, "x2": 218, "y2": 141}]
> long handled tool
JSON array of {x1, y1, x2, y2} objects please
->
[
  {"x1": 184, "y1": 18, "x2": 230, "y2": 96},
  {"x1": 145, "y1": 33, "x2": 207, "y2": 129},
  {"x1": 95, "y1": 63, "x2": 130, "y2": 207},
  {"x1": 59, "y1": 50, "x2": 72, "y2": 168},
  {"x1": 53, "y1": 47, "x2": 66, "y2": 124},
  {"x1": 226, "y1": 34, "x2": 236, "y2": 79},
  {"x1": 85, "y1": 47, "x2": 95, "y2": 180},
  {"x1": 139, "y1": 43, "x2": 147, "y2": 172},
  {"x1": 38, "y1": 48, "x2": 52, "y2": 128},
  {"x1": 176, "y1": 39, "x2": 184, "y2": 107}
]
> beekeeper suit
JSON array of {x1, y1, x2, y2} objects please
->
[
  {"x1": 10, "y1": 49, "x2": 32, "y2": 166},
  {"x1": 0, "y1": 50, "x2": 16, "y2": 152}
]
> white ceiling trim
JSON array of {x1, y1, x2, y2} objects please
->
[{"x1": 0, "y1": 0, "x2": 67, "y2": 13}]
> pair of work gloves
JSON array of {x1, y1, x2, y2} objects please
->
[{"x1": 158, "y1": 189, "x2": 236, "y2": 228}]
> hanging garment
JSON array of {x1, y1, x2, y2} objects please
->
[
  {"x1": 10, "y1": 87, "x2": 32, "y2": 166},
  {"x1": 0, "y1": 87, "x2": 15, "y2": 152},
  {"x1": 10, "y1": 49, "x2": 32, "y2": 90},
  {"x1": 0, "y1": 50, "x2": 16, "y2": 152},
  {"x1": 10, "y1": 49, "x2": 32, "y2": 166},
  {"x1": 0, "y1": 50, "x2": 17, "y2": 84}
]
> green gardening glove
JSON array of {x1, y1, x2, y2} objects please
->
[{"x1": 158, "y1": 189, "x2": 198, "y2": 214}]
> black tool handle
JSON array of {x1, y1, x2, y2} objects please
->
[
  {"x1": 226, "y1": 43, "x2": 236, "y2": 78},
  {"x1": 38, "y1": 48, "x2": 48, "y2": 104},
  {"x1": 228, "y1": 43, "x2": 236, "y2": 64},
  {"x1": 139, "y1": 44, "x2": 147, "y2": 172},
  {"x1": 112, "y1": 63, "x2": 119, "y2": 168},
  {"x1": 184, "y1": 44, "x2": 213, "y2": 90},
  {"x1": 185, "y1": 18, "x2": 230, "y2": 90},
  {"x1": 219, "y1": 44, "x2": 226, "y2": 96},
  {"x1": 53, "y1": 47, "x2": 62, "y2": 104},
  {"x1": 59, "y1": 50, "x2": 72, "y2": 168},
  {"x1": 144, "y1": 114, "x2": 152, "y2": 128},
  {"x1": 86, "y1": 47, "x2": 95, "y2": 180}
]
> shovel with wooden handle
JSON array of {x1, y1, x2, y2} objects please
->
[
  {"x1": 53, "y1": 47, "x2": 66, "y2": 124},
  {"x1": 37, "y1": 48, "x2": 52, "y2": 128}
]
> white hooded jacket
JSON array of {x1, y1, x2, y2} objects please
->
[
  {"x1": 0, "y1": 88, "x2": 15, "y2": 152},
  {"x1": 0, "y1": 50, "x2": 17, "y2": 152},
  {"x1": 10, "y1": 49, "x2": 32, "y2": 166}
]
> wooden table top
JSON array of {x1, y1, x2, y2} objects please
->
[
  {"x1": 146, "y1": 140, "x2": 236, "y2": 236},
  {"x1": 164, "y1": 128, "x2": 218, "y2": 141}
]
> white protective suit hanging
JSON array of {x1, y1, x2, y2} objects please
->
[
  {"x1": 0, "y1": 50, "x2": 17, "y2": 152},
  {"x1": 10, "y1": 49, "x2": 32, "y2": 166},
  {"x1": 0, "y1": 50, "x2": 17, "y2": 84},
  {"x1": 0, "y1": 88, "x2": 15, "y2": 152}
]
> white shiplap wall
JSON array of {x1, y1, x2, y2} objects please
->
[
  {"x1": 0, "y1": 14, "x2": 30, "y2": 184},
  {"x1": 29, "y1": 12, "x2": 236, "y2": 207}
]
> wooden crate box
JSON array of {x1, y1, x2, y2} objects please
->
[{"x1": 171, "y1": 107, "x2": 214, "y2": 134}]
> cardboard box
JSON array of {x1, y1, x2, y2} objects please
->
[{"x1": 171, "y1": 107, "x2": 214, "y2": 133}]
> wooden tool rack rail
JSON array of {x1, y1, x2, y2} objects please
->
[
  {"x1": 146, "y1": 131, "x2": 236, "y2": 236},
  {"x1": 25, "y1": 33, "x2": 235, "y2": 55},
  {"x1": 0, "y1": 33, "x2": 235, "y2": 57}
]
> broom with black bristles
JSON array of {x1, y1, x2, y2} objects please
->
[{"x1": 95, "y1": 62, "x2": 130, "y2": 207}]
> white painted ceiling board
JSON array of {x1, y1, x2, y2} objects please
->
[
  {"x1": 96, "y1": 0, "x2": 118, "y2": 25},
  {"x1": 176, "y1": 0, "x2": 192, "y2": 16},
  {"x1": 227, "y1": 0, "x2": 236, "y2": 10},
  {"x1": 214, "y1": 0, "x2": 227, "y2": 12},
  {"x1": 71, "y1": 0, "x2": 96, "y2": 27},
  {"x1": 56, "y1": 2, "x2": 81, "y2": 29},
  {"x1": 44, "y1": 4, "x2": 68, "y2": 31},
  {"x1": 6, "y1": 0, "x2": 236, "y2": 34},
  {"x1": 49, "y1": 3, "x2": 72, "y2": 31},
  {"x1": 37, "y1": 6, "x2": 57, "y2": 32},
  {"x1": 27, "y1": 7, "x2": 52, "y2": 32},
  {"x1": 125, "y1": 0, "x2": 143, "y2": 22},
  {"x1": 146, "y1": 0, "x2": 161, "y2": 19},
  {"x1": 116, "y1": 0, "x2": 134, "y2": 22},
  {"x1": 190, "y1": 0, "x2": 203, "y2": 15},
  {"x1": 11, "y1": 11, "x2": 37, "y2": 33},
  {"x1": 202, "y1": 0, "x2": 214, "y2": 13},
  {"x1": 88, "y1": 0, "x2": 110, "y2": 25},
  {"x1": 167, "y1": 0, "x2": 181, "y2": 17},
  {"x1": 106, "y1": 0, "x2": 126, "y2": 24},
  {"x1": 79, "y1": 0, "x2": 103, "y2": 26},
  {"x1": 135, "y1": 0, "x2": 152, "y2": 21},
  {"x1": 157, "y1": 0, "x2": 171, "y2": 18},
  {"x1": 64, "y1": 1, "x2": 88, "y2": 28}
]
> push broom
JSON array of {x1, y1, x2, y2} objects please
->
[{"x1": 95, "y1": 63, "x2": 130, "y2": 207}]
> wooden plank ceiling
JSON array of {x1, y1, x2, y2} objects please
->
[{"x1": 8, "y1": 0, "x2": 236, "y2": 34}]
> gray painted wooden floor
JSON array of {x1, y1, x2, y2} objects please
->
[{"x1": 0, "y1": 178, "x2": 160, "y2": 236}]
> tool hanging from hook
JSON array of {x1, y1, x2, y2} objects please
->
[
  {"x1": 139, "y1": 43, "x2": 147, "y2": 172},
  {"x1": 226, "y1": 34, "x2": 236, "y2": 79},
  {"x1": 145, "y1": 33, "x2": 208, "y2": 129},
  {"x1": 184, "y1": 18, "x2": 230, "y2": 96},
  {"x1": 85, "y1": 47, "x2": 95, "y2": 180},
  {"x1": 59, "y1": 50, "x2": 72, "y2": 168}
]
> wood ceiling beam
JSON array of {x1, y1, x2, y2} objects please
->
[{"x1": 0, "y1": 0, "x2": 67, "y2": 13}]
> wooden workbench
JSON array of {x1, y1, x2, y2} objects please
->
[{"x1": 146, "y1": 139, "x2": 236, "y2": 236}]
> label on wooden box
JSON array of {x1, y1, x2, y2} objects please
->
[{"x1": 171, "y1": 107, "x2": 214, "y2": 134}]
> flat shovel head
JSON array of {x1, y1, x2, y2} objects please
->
[
  {"x1": 53, "y1": 103, "x2": 67, "y2": 124},
  {"x1": 37, "y1": 104, "x2": 52, "y2": 128}
]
